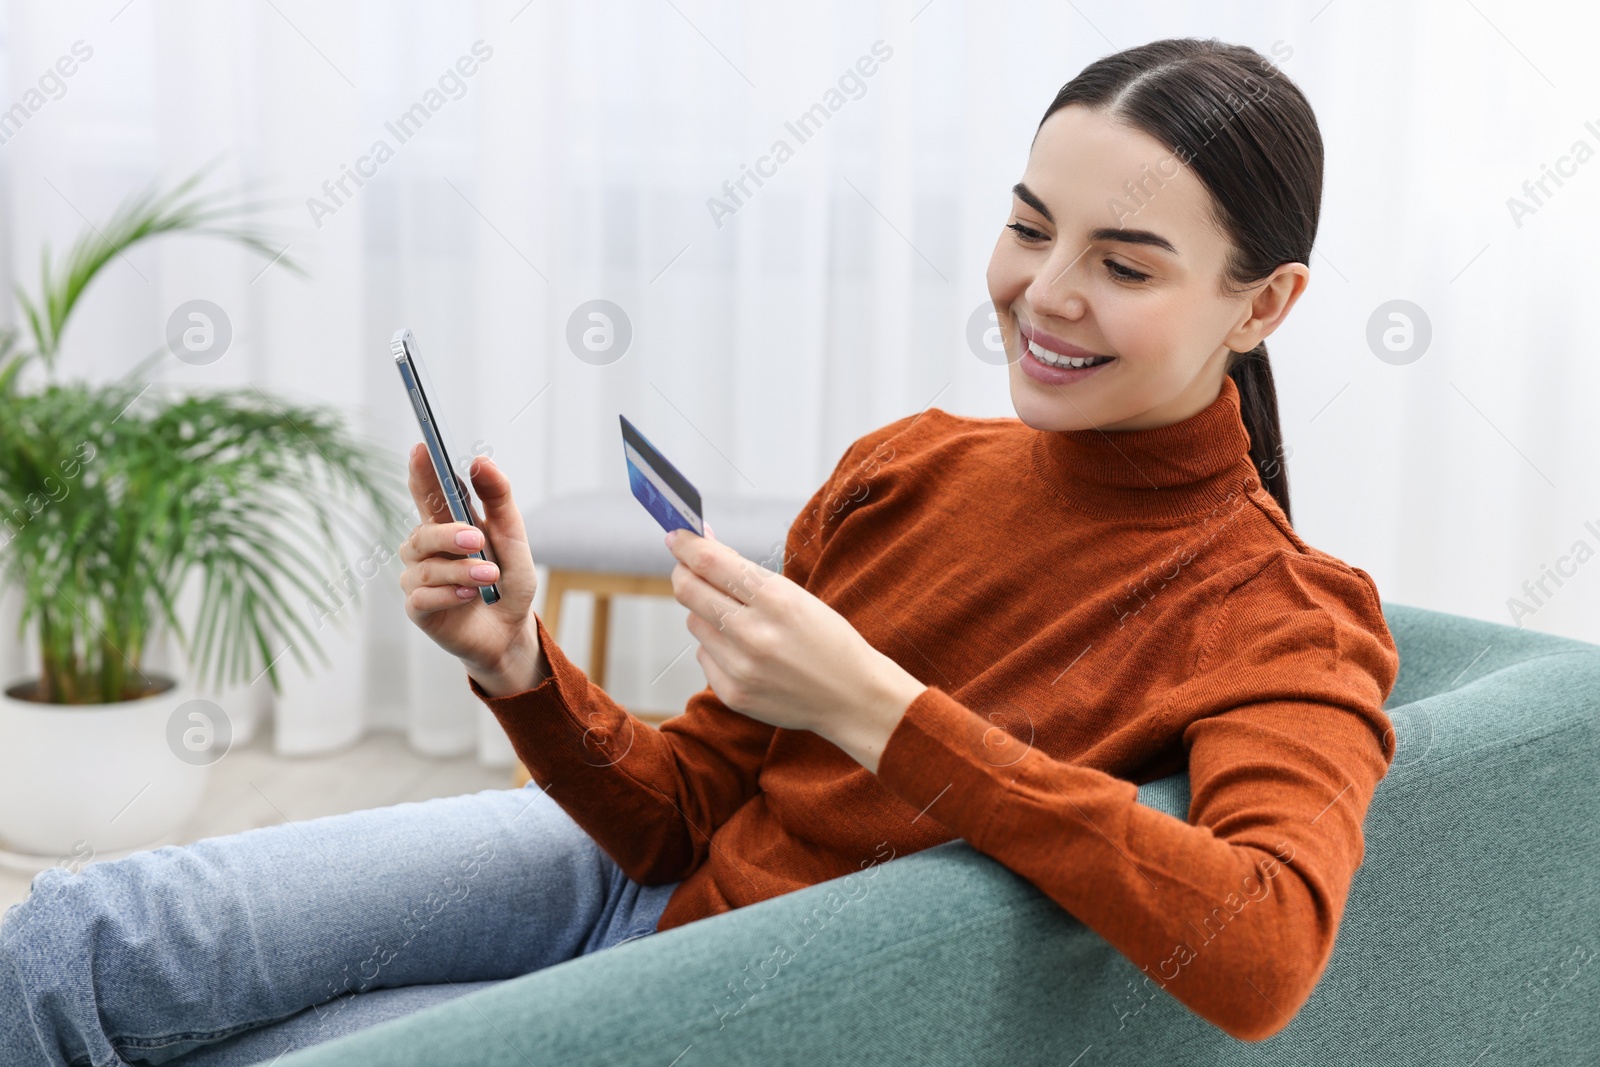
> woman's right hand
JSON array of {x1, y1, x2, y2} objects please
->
[{"x1": 398, "y1": 443, "x2": 547, "y2": 696}]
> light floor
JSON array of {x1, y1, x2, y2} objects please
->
[{"x1": 0, "y1": 729, "x2": 514, "y2": 913}]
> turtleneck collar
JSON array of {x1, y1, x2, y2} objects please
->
[{"x1": 1028, "y1": 373, "x2": 1260, "y2": 523}]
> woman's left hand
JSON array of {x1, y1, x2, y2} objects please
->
[{"x1": 665, "y1": 524, "x2": 926, "y2": 769}]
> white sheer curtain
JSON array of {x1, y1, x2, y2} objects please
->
[{"x1": 2, "y1": 0, "x2": 1596, "y2": 763}]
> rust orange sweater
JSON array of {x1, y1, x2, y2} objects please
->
[{"x1": 469, "y1": 374, "x2": 1399, "y2": 1040}]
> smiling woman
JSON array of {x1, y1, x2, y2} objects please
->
[
  {"x1": 0, "y1": 35, "x2": 1403, "y2": 1065},
  {"x1": 460, "y1": 38, "x2": 1400, "y2": 1046}
]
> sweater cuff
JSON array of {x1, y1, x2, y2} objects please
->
[
  {"x1": 465, "y1": 613, "x2": 581, "y2": 722},
  {"x1": 875, "y1": 684, "x2": 1026, "y2": 846},
  {"x1": 466, "y1": 611, "x2": 645, "y2": 779}
]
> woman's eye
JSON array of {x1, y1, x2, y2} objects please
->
[
  {"x1": 1006, "y1": 221, "x2": 1048, "y2": 242},
  {"x1": 1105, "y1": 259, "x2": 1149, "y2": 283}
]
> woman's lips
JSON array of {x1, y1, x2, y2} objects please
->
[
  {"x1": 1020, "y1": 345, "x2": 1115, "y2": 385},
  {"x1": 1015, "y1": 319, "x2": 1115, "y2": 384},
  {"x1": 1018, "y1": 320, "x2": 1111, "y2": 362}
]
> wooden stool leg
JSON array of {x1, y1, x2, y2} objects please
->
[
  {"x1": 541, "y1": 570, "x2": 568, "y2": 646},
  {"x1": 590, "y1": 593, "x2": 611, "y2": 691},
  {"x1": 509, "y1": 570, "x2": 678, "y2": 787}
]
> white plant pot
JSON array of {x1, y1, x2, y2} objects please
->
[{"x1": 0, "y1": 672, "x2": 214, "y2": 865}]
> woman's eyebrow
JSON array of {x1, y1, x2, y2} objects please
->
[
  {"x1": 1013, "y1": 182, "x2": 1054, "y2": 222},
  {"x1": 1012, "y1": 181, "x2": 1179, "y2": 256},
  {"x1": 1089, "y1": 227, "x2": 1179, "y2": 255}
]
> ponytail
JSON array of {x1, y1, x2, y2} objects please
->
[{"x1": 1227, "y1": 342, "x2": 1291, "y2": 524}]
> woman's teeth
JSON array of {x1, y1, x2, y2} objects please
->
[{"x1": 1027, "y1": 339, "x2": 1111, "y2": 369}]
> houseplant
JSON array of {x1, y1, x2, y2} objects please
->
[{"x1": 0, "y1": 171, "x2": 407, "y2": 863}]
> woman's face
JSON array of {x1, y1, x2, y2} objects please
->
[{"x1": 987, "y1": 104, "x2": 1307, "y2": 432}]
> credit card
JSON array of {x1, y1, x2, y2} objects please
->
[{"x1": 620, "y1": 414, "x2": 705, "y2": 537}]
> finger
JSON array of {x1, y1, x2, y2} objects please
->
[
  {"x1": 694, "y1": 643, "x2": 738, "y2": 712},
  {"x1": 399, "y1": 554, "x2": 496, "y2": 599},
  {"x1": 685, "y1": 610, "x2": 736, "y2": 663},
  {"x1": 466, "y1": 455, "x2": 536, "y2": 595},
  {"x1": 408, "y1": 443, "x2": 455, "y2": 526},
  {"x1": 400, "y1": 521, "x2": 489, "y2": 565},
  {"x1": 406, "y1": 581, "x2": 485, "y2": 615},
  {"x1": 669, "y1": 530, "x2": 775, "y2": 606},
  {"x1": 417, "y1": 556, "x2": 500, "y2": 590},
  {"x1": 672, "y1": 560, "x2": 747, "y2": 630}
]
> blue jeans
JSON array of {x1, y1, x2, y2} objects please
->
[{"x1": 0, "y1": 782, "x2": 681, "y2": 1067}]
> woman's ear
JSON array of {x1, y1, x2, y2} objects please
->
[{"x1": 1227, "y1": 262, "x2": 1310, "y2": 352}]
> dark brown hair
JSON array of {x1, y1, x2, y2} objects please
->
[{"x1": 1037, "y1": 37, "x2": 1320, "y2": 524}]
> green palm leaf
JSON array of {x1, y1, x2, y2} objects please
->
[{"x1": 0, "y1": 168, "x2": 409, "y2": 704}]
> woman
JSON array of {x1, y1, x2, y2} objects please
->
[{"x1": 0, "y1": 37, "x2": 1396, "y2": 1063}]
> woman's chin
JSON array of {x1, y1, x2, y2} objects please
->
[{"x1": 1007, "y1": 369, "x2": 1113, "y2": 431}]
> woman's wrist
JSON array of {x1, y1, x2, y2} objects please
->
[
  {"x1": 821, "y1": 654, "x2": 927, "y2": 774},
  {"x1": 469, "y1": 620, "x2": 550, "y2": 697}
]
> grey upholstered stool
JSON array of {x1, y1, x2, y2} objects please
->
[{"x1": 511, "y1": 490, "x2": 806, "y2": 786}]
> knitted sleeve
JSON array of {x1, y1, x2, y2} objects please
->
[{"x1": 872, "y1": 550, "x2": 1399, "y2": 1040}]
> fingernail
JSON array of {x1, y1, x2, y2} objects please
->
[
  {"x1": 470, "y1": 563, "x2": 497, "y2": 581},
  {"x1": 665, "y1": 530, "x2": 679, "y2": 547},
  {"x1": 456, "y1": 529, "x2": 482, "y2": 549}
]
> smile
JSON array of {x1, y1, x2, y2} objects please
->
[
  {"x1": 1026, "y1": 339, "x2": 1112, "y2": 369},
  {"x1": 1016, "y1": 321, "x2": 1117, "y2": 376}
]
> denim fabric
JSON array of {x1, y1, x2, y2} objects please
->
[{"x1": 0, "y1": 781, "x2": 680, "y2": 1067}]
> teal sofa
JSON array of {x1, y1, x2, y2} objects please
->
[{"x1": 267, "y1": 603, "x2": 1600, "y2": 1065}]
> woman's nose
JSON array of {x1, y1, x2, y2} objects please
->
[{"x1": 1024, "y1": 256, "x2": 1088, "y2": 320}]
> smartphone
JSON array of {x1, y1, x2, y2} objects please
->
[{"x1": 391, "y1": 327, "x2": 501, "y2": 605}]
